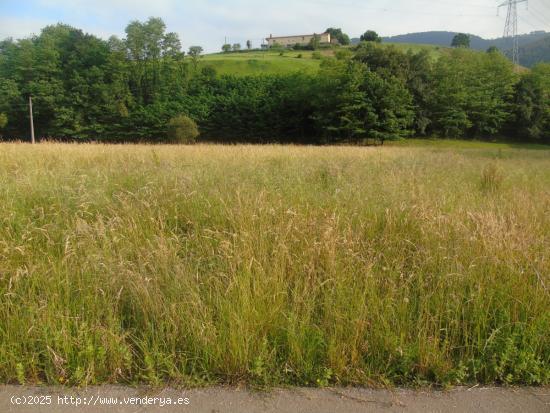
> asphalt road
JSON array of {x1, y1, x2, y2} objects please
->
[{"x1": 1, "y1": 385, "x2": 549, "y2": 413}]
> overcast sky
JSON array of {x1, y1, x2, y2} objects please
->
[{"x1": 1, "y1": 0, "x2": 549, "y2": 52}]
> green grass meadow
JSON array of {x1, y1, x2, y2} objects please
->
[
  {"x1": 201, "y1": 51, "x2": 323, "y2": 76},
  {"x1": 200, "y1": 43, "x2": 446, "y2": 76},
  {"x1": 0, "y1": 142, "x2": 549, "y2": 387}
]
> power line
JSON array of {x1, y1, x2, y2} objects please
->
[
  {"x1": 309, "y1": 0, "x2": 495, "y2": 11},
  {"x1": 412, "y1": 0, "x2": 495, "y2": 9},
  {"x1": 302, "y1": 0, "x2": 497, "y2": 18},
  {"x1": 529, "y1": 2, "x2": 550, "y2": 19},
  {"x1": 535, "y1": 0, "x2": 550, "y2": 13},
  {"x1": 526, "y1": 5, "x2": 550, "y2": 30},
  {"x1": 518, "y1": 14, "x2": 542, "y2": 31}
]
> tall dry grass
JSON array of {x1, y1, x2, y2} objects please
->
[{"x1": 0, "y1": 143, "x2": 548, "y2": 386}]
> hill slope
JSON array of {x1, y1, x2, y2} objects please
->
[
  {"x1": 201, "y1": 51, "x2": 323, "y2": 76},
  {"x1": 380, "y1": 31, "x2": 485, "y2": 48},
  {"x1": 382, "y1": 30, "x2": 549, "y2": 50},
  {"x1": 520, "y1": 36, "x2": 550, "y2": 67},
  {"x1": 200, "y1": 44, "x2": 447, "y2": 76},
  {"x1": 377, "y1": 30, "x2": 550, "y2": 67}
]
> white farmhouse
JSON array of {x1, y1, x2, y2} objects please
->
[{"x1": 266, "y1": 32, "x2": 332, "y2": 47}]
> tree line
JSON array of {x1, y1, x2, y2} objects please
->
[{"x1": 0, "y1": 18, "x2": 549, "y2": 143}]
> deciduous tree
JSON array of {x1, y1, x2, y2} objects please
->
[
  {"x1": 325, "y1": 28, "x2": 350, "y2": 45},
  {"x1": 360, "y1": 30, "x2": 381, "y2": 43},
  {"x1": 451, "y1": 33, "x2": 470, "y2": 48}
]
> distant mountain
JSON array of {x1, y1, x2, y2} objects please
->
[
  {"x1": 380, "y1": 31, "x2": 485, "y2": 48},
  {"x1": 350, "y1": 30, "x2": 550, "y2": 67},
  {"x1": 520, "y1": 36, "x2": 550, "y2": 67},
  {"x1": 381, "y1": 30, "x2": 549, "y2": 50}
]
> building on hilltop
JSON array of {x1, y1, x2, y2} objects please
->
[{"x1": 266, "y1": 32, "x2": 332, "y2": 47}]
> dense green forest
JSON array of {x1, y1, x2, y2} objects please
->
[{"x1": 1, "y1": 18, "x2": 549, "y2": 143}]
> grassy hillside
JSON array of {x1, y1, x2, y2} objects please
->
[
  {"x1": 201, "y1": 51, "x2": 324, "y2": 76},
  {"x1": 200, "y1": 44, "x2": 447, "y2": 76},
  {"x1": 381, "y1": 30, "x2": 550, "y2": 67},
  {"x1": 383, "y1": 42, "x2": 448, "y2": 59},
  {"x1": 199, "y1": 44, "x2": 531, "y2": 77},
  {"x1": 1, "y1": 142, "x2": 549, "y2": 386}
]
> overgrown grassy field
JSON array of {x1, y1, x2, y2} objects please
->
[{"x1": 0, "y1": 142, "x2": 549, "y2": 387}]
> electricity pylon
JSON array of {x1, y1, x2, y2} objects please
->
[{"x1": 498, "y1": 0, "x2": 528, "y2": 65}]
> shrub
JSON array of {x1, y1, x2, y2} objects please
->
[
  {"x1": 312, "y1": 51, "x2": 322, "y2": 60},
  {"x1": 335, "y1": 49, "x2": 352, "y2": 61},
  {"x1": 167, "y1": 114, "x2": 199, "y2": 144},
  {"x1": 0, "y1": 113, "x2": 7, "y2": 129}
]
